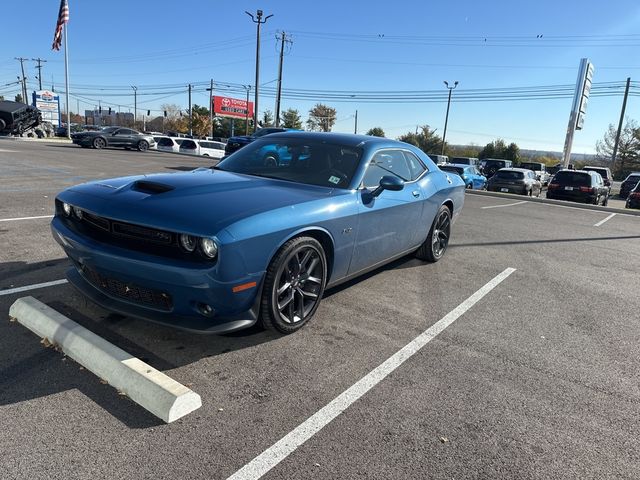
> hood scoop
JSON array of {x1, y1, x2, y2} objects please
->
[{"x1": 132, "y1": 180, "x2": 175, "y2": 194}]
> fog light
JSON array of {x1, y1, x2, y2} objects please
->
[
  {"x1": 62, "y1": 202, "x2": 72, "y2": 216},
  {"x1": 197, "y1": 303, "x2": 214, "y2": 316}
]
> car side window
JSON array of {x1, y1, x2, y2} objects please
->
[
  {"x1": 402, "y1": 151, "x2": 427, "y2": 180},
  {"x1": 362, "y1": 150, "x2": 412, "y2": 188}
]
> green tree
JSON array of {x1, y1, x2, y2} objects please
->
[
  {"x1": 366, "y1": 127, "x2": 385, "y2": 137},
  {"x1": 14, "y1": 93, "x2": 23, "y2": 103},
  {"x1": 595, "y1": 119, "x2": 640, "y2": 176},
  {"x1": 397, "y1": 125, "x2": 442, "y2": 154},
  {"x1": 281, "y1": 108, "x2": 302, "y2": 129},
  {"x1": 0, "y1": 95, "x2": 4, "y2": 101},
  {"x1": 306, "y1": 104, "x2": 337, "y2": 132},
  {"x1": 478, "y1": 139, "x2": 521, "y2": 160},
  {"x1": 261, "y1": 110, "x2": 274, "y2": 127}
]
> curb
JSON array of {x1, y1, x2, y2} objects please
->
[
  {"x1": 466, "y1": 189, "x2": 640, "y2": 217},
  {"x1": 9, "y1": 296, "x2": 202, "y2": 423}
]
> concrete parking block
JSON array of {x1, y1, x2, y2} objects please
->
[{"x1": 9, "y1": 296, "x2": 201, "y2": 423}]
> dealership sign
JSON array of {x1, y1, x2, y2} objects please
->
[
  {"x1": 33, "y1": 90, "x2": 61, "y2": 127},
  {"x1": 212, "y1": 95, "x2": 254, "y2": 119}
]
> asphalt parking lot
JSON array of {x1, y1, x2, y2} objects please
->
[{"x1": 1, "y1": 139, "x2": 639, "y2": 480}]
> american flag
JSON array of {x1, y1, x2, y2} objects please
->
[{"x1": 51, "y1": 0, "x2": 69, "y2": 51}]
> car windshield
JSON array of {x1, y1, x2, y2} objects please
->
[
  {"x1": 553, "y1": 171, "x2": 591, "y2": 186},
  {"x1": 520, "y1": 163, "x2": 542, "y2": 170},
  {"x1": 216, "y1": 137, "x2": 363, "y2": 189},
  {"x1": 584, "y1": 168, "x2": 608, "y2": 178},
  {"x1": 625, "y1": 175, "x2": 640, "y2": 183},
  {"x1": 451, "y1": 158, "x2": 472, "y2": 165},
  {"x1": 494, "y1": 171, "x2": 524, "y2": 180},
  {"x1": 439, "y1": 166, "x2": 464, "y2": 175}
]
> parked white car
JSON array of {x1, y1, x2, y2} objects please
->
[
  {"x1": 179, "y1": 139, "x2": 226, "y2": 159},
  {"x1": 155, "y1": 136, "x2": 184, "y2": 153}
]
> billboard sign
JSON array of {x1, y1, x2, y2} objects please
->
[
  {"x1": 213, "y1": 95, "x2": 254, "y2": 119},
  {"x1": 33, "y1": 90, "x2": 61, "y2": 126}
]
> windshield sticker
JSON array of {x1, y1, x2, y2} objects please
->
[{"x1": 328, "y1": 175, "x2": 341, "y2": 185}]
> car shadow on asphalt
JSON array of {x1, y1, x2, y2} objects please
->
[{"x1": 449, "y1": 234, "x2": 640, "y2": 248}]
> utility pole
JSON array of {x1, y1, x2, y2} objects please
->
[
  {"x1": 188, "y1": 83, "x2": 192, "y2": 136},
  {"x1": 354, "y1": 110, "x2": 358, "y2": 134},
  {"x1": 246, "y1": 9, "x2": 273, "y2": 133},
  {"x1": 245, "y1": 85, "x2": 251, "y2": 135},
  {"x1": 441, "y1": 80, "x2": 458, "y2": 155},
  {"x1": 32, "y1": 58, "x2": 47, "y2": 91},
  {"x1": 15, "y1": 57, "x2": 28, "y2": 103},
  {"x1": 274, "y1": 31, "x2": 292, "y2": 127},
  {"x1": 611, "y1": 77, "x2": 631, "y2": 170},
  {"x1": 131, "y1": 86, "x2": 137, "y2": 128},
  {"x1": 206, "y1": 79, "x2": 214, "y2": 138}
]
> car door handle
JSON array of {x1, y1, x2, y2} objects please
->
[{"x1": 412, "y1": 190, "x2": 421, "y2": 198}]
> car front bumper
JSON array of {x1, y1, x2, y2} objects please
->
[{"x1": 51, "y1": 218, "x2": 264, "y2": 334}]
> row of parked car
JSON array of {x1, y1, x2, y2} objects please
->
[{"x1": 153, "y1": 136, "x2": 226, "y2": 159}]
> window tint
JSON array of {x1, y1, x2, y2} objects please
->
[
  {"x1": 117, "y1": 129, "x2": 134, "y2": 135},
  {"x1": 157, "y1": 137, "x2": 175, "y2": 147},
  {"x1": 494, "y1": 171, "x2": 524, "y2": 180},
  {"x1": 363, "y1": 150, "x2": 412, "y2": 187},
  {"x1": 403, "y1": 151, "x2": 427, "y2": 180},
  {"x1": 439, "y1": 165, "x2": 464, "y2": 175},
  {"x1": 181, "y1": 140, "x2": 197, "y2": 149},
  {"x1": 553, "y1": 171, "x2": 591, "y2": 186}
]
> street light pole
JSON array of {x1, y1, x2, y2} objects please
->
[
  {"x1": 245, "y1": 85, "x2": 251, "y2": 135},
  {"x1": 441, "y1": 80, "x2": 458, "y2": 155},
  {"x1": 246, "y1": 9, "x2": 273, "y2": 133},
  {"x1": 131, "y1": 85, "x2": 137, "y2": 128}
]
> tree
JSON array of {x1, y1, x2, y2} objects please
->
[
  {"x1": 0, "y1": 95, "x2": 4, "y2": 101},
  {"x1": 261, "y1": 110, "x2": 274, "y2": 127},
  {"x1": 161, "y1": 103, "x2": 187, "y2": 135},
  {"x1": 281, "y1": 108, "x2": 302, "y2": 129},
  {"x1": 14, "y1": 93, "x2": 23, "y2": 103},
  {"x1": 306, "y1": 104, "x2": 337, "y2": 132},
  {"x1": 478, "y1": 139, "x2": 520, "y2": 161},
  {"x1": 595, "y1": 119, "x2": 640, "y2": 176},
  {"x1": 397, "y1": 125, "x2": 442, "y2": 154},
  {"x1": 366, "y1": 127, "x2": 385, "y2": 137}
]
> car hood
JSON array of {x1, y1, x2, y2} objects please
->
[{"x1": 58, "y1": 169, "x2": 335, "y2": 236}]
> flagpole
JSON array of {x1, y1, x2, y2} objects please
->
[{"x1": 63, "y1": 17, "x2": 71, "y2": 140}]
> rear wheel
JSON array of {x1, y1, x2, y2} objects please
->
[
  {"x1": 416, "y1": 205, "x2": 451, "y2": 262},
  {"x1": 261, "y1": 236, "x2": 327, "y2": 334},
  {"x1": 0, "y1": 119, "x2": 6, "y2": 131},
  {"x1": 263, "y1": 153, "x2": 279, "y2": 167},
  {"x1": 93, "y1": 137, "x2": 106, "y2": 149},
  {"x1": 137, "y1": 140, "x2": 149, "y2": 152}
]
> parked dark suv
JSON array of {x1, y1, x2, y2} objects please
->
[
  {"x1": 582, "y1": 166, "x2": 613, "y2": 193},
  {"x1": 625, "y1": 182, "x2": 640, "y2": 209},
  {"x1": 480, "y1": 158, "x2": 513, "y2": 178},
  {"x1": 546, "y1": 170, "x2": 609, "y2": 205},
  {"x1": 0, "y1": 100, "x2": 41, "y2": 134},
  {"x1": 224, "y1": 127, "x2": 295, "y2": 156},
  {"x1": 619, "y1": 172, "x2": 640, "y2": 199}
]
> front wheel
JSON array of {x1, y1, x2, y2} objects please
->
[
  {"x1": 260, "y1": 236, "x2": 327, "y2": 334},
  {"x1": 93, "y1": 137, "x2": 106, "y2": 149},
  {"x1": 137, "y1": 140, "x2": 149, "y2": 152},
  {"x1": 415, "y1": 205, "x2": 451, "y2": 262}
]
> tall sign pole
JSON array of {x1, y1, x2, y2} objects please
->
[
  {"x1": 562, "y1": 58, "x2": 594, "y2": 168},
  {"x1": 246, "y1": 10, "x2": 273, "y2": 133},
  {"x1": 611, "y1": 77, "x2": 631, "y2": 169}
]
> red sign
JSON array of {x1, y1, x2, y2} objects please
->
[{"x1": 213, "y1": 96, "x2": 254, "y2": 119}]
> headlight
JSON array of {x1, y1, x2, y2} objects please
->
[
  {"x1": 179, "y1": 234, "x2": 197, "y2": 252},
  {"x1": 62, "y1": 202, "x2": 72, "y2": 216},
  {"x1": 73, "y1": 206, "x2": 83, "y2": 219},
  {"x1": 200, "y1": 238, "x2": 218, "y2": 259}
]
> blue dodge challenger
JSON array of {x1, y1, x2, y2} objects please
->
[{"x1": 51, "y1": 132, "x2": 465, "y2": 334}]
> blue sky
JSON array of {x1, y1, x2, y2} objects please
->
[{"x1": 1, "y1": 0, "x2": 639, "y2": 153}]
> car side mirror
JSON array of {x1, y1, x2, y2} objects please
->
[{"x1": 371, "y1": 175, "x2": 404, "y2": 197}]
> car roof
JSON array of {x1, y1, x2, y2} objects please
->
[
  {"x1": 442, "y1": 163, "x2": 472, "y2": 168},
  {"x1": 498, "y1": 167, "x2": 530, "y2": 172}
]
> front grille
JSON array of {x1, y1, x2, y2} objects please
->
[
  {"x1": 81, "y1": 265, "x2": 173, "y2": 311},
  {"x1": 83, "y1": 212, "x2": 110, "y2": 231},
  {"x1": 112, "y1": 222, "x2": 173, "y2": 245}
]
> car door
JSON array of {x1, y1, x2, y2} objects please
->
[
  {"x1": 109, "y1": 128, "x2": 130, "y2": 147},
  {"x1": 348, "y1": 149, "x2": 423, "y2": 275}
]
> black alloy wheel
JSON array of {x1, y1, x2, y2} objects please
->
[
  {"x1": 261, "y1": 236, "x2": 327, "y2": 334},
  {"x1": 263, "y1": 153, "x2": 278, "y2": 167},
  {"x1": 137, "y1": 140, "x2": 149, "y2": 152},
  {"x1": 416, "y1": 204, "x2": 451, "y2": 262},
  {"x1": 93, "y1": 137, "x2": 106, "y2": 149}
]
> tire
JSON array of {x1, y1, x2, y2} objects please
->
[
  {"x1": 415, "y1": 205, "x2": 451, "y2": 263},
  {"x1": 137, "y1": 140, "x2": 149, "y2": 152},
  {"x1": 14, "y1": 122, "x2": 24, "y2": 135},
  {"x1": 263, "y1": 153, "x2": 279, "y2": 167},
  {"x1": 260, "y1": 236, "x2": 327, "y2": 334},
  {"x1": 0, "y1": 119, "x2": 6, "y2": 131},
  {"x1": 93, "y1": 137, "x2": 106, "y2": 149},
  {"x1": 466, "y1": 183, "x2": 472, "y2": 189}
]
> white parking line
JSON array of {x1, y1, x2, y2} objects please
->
[
  {"x1": 481, "y1": 201, "x2": 527, "y2": 210},
  {"x1": 0, "y1": 215, "x2": 53, "y2": 222},
  {"x1": 0, "y1": 279, "x2": 68, "y2": 296},
  {"x1": 226, "y1": 267, "x2": 516, "y2": 480},
  {"x1": 594, "y1": 213, "x2": 616, "y2": 227}
]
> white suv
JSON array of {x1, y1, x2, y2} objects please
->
[
  {"x1": 155, "y1": 136, "x2": 183, "y2": 153},
  {"x1": 179, "y1": 139, "x2": 226, "y2": 159}
]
